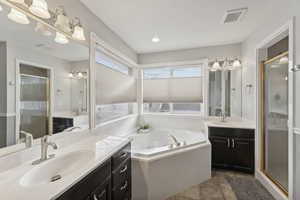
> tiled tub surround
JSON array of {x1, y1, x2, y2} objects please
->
[{"x1": 0, "y1": 130, "x2": 132, "y2": 200}]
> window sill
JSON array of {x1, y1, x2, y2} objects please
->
[
  {"x1": 143, "y1": 112, "x2": 204, "y2": 120},
  {"x1": 96, "y1": 114, "x2": 138, "y2": 128}
]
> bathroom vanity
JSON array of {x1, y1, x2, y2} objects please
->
[
  {"x1": 205, "y1": 121, "x2": 255, "y2": 173},
  {"x1": 56, "y1": 143, "x2": 131, "y2": 200}
]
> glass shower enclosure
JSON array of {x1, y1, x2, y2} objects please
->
[{"x1": 261, "y1": 52, "x2": 289, "y2": 194}]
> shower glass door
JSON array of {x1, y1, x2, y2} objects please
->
[
  {"x1": 262, "y1": 52, "x2": 289, "y2": 193},
  {"x1": 20, "y1": 74, "x2": 49, "y2": 139}
]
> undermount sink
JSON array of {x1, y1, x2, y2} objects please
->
[{"x1": 19, "y1": 150, "x2": 94, "y2": 187}]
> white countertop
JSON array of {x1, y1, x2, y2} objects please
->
[
  {"x1": 204, "y1": 118, "x2": 256, "y2": 130},
  {"x1": 0, "y1": 133, "x2": 131, "y2": 200}
]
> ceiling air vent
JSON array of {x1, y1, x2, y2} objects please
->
[{"x1": 222, "y1": 7, "x2": 248, "y2": 24}]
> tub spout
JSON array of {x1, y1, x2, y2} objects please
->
[{"x1": 169, "y1": 134, "x2": 181, "y2": 147}]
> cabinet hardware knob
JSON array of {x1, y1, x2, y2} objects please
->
[
  {"x1": 120, "y1": 181, "x2": 128, "y2": 191},
  {"x1": 120, "y1": 165, "x2": 128, "y2": 174},
  {"x1": 232, "y1": 139, "x2": 235, "y2": 148},
  {"x1": 227, "y1": 138, "x2": 230, "y2": 148}
]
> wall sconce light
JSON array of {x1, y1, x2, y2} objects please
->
[
  {"x1": 8, "y1": 8, "x2": 30, "y2": 24},
  {"x1": 29, "y1": 0, "x2": 51, "y2": 19}
]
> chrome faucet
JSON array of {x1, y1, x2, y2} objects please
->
[
  {"x1": 220, "y1": 110, "x2": 227, "y2": 122},
  {"x1": 32, "y1": 136, "x2": 58, "y2": 165},
  {"x1": 20, "y1": 131, "x2": 33, "y2": 148},
  {"x1": 169, "y1": 134, "x2": 181, "y2": 147}
]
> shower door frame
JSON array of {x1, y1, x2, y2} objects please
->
[
  {"x1": 260, "y1": 51, "x2": 289, "y2": 195},
  {"x1": 15, "y1": 59, "x2": 54, "y2": 143},
  {"x1": 256, "y1": 18, "x2": 294, "y2": 200}
]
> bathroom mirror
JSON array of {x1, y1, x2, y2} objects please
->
[
  {"x1": 0, "y1": 3, "x2": 89, "y2": 151},
  {"x1": 208, "y1": 67, "x2": 242, "y2": 118}
]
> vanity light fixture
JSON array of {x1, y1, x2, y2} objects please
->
[
  {"x1": 29, "y1": 0, "x2": 51, "y2": 19},
  {"x1": 233, "y1": 59, "x2": 242, "y2": 68},
  {"x1": 55, "y1": 32, "x2": 69, "y2": 44},
  {"x1": 35, "y1": 22, "x2": 52, "y2": 36},
  {"x1": 8, "y1": 8, "x2": 30, "y2": 24},
  {"x1": 212, "y1": 60, "x2": 221, "y2": 71},
  {"x1": 71, "y1": 18, "x2": 86, "y2": 41},
  {"x1": 68, "y1": 73, "x2": 74, "y2": 78},
  {"x1": 0, "y1": 4, "x2": 2, "y2": 11},
  {"x1": 77, "y1": 72, "x2": 83, "y2": 78}
]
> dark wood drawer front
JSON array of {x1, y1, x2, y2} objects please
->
[
  {"x1": 112, "y1": 178, "x2": 131, "y2": 200},
  {"x1": 209, "y1": 127, "x2": 254, "y2": 139},
  {"x1": 112, "y1": 144, "x2": 131, "y2": 171},
  {"x1": 56, "y1": 160, "x2": 111, "y2": 200},
  {"x1": 112, "y1": 158, "x2": 131, "y2": 189},
  {"x1": 92, "y1": 178, "x2": 111, "y2": 200}
]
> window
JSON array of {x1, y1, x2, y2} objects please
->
[
  {"x1": 96, "y1": 103, "x2": 132, "y2": 124},
  {"x1": 95, "y1": 51, "x2": 129, "y2": 75},
  {"x1": 95, "y1": 49, "x2": 137, "y2": 126},
  {"x1": 144, "y1": 66, "x2": 202, "y2": 79},
  {"x1": 143, "y1": 66, "x2": 203, "y2": 114},
  {"x1": 143, "y1": 103, "x2": 202, "y2": 114}
]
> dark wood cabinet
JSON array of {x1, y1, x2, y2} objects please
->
[
  {"x1": 209, "y1": 127, "x2": 254, "y2": 173},
  {"x1": 56, "y1": 143, "x2": 131, "y2": 200}
]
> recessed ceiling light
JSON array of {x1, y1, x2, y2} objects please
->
[{"x1": 152, "y1": 37, "x2": 160, "y2": 43}]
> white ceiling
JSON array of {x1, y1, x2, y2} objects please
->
[{"x1": 80, "y1": 0, "x2": 273, "y2": 53}]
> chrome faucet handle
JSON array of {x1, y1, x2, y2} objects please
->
[{"x1": 20, "y1": 131, "x2": 33, "y2": 148}]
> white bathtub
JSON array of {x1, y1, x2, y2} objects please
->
[{"x1": 131, "y1": 129, "x2": 211, "y2": 200}]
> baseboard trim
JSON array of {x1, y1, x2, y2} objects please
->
[{"x1": 256, "y1": 170, "x2": 288, "y2": 200}]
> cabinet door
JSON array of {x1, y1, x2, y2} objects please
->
[
  {"x1": 210, "y1": 136, "x2": 231, "y2": 168},
  {"x1": 232, "y1": 138, "x2": 254, "y2": 173},
  {"x1": 91, "y1": 179, "x2": 111, "y2": 200}
]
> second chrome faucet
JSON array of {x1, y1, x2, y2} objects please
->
[{"x1": 32, "y1": 136, "x2": 58, "y2": 165}]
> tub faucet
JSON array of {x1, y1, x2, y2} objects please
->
[
  {"x1": 169, "y1": 134, "x2": 181, "y2": 147},
  {"x1": 32, "y1": 136, "x2": 58, "y2": 165},
  {"x1": 220, "y1": 110, "x2": 227, "y2": 122}
]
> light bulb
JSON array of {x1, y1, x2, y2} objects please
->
[
  {"x1": 0, "y1": 5, "x2": 3, "y2": 12},
  {"x1": 212, "y1": 60, "x2": 221, "y2": 71},
  {"x1": 77, "y1": 72, "x2": 83, "y2": 78},
  {"x1": 233, "y1": 59, "x2": 241, "y2": 68},
  {"x1": 68, "y1": 73, "x2": 74, "y2": 78},
  {"x1": 29, "y1": 0, "x2": 51, "y2": 19},
  {"x1": 54, "y1": 32, "x2": 69, "y2": 44},
  {"x1": 8, "y1": 8, "x2": 30, "y2": 24},
  {"x1": 279, "y1": 56, "x2": 288, "y2": 64},
  {"x1": 35, "y1": 22, "x2": 52, "y2": 36},
  {"x1": 72, "y1": 25, "x2": 86, "y2": 41}
]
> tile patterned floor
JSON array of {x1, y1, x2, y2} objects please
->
[{"x1": 166, "y1": 170, "x2": 275, "y2": 200}]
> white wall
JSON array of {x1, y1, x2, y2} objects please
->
[{"x1": 138, "y1": 43, "x2": 241, "y2": 64}]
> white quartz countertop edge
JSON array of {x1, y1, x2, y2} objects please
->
[
  {"x1": 204, "y1": 121, "x2": 256, "y2": 129},
  {"x1": 0, "y1": 135, "x2": 131, "y2": 200}
]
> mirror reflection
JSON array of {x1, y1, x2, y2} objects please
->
[{"x1": 0, "y1": 3, "x2": 89, "y2": 149}]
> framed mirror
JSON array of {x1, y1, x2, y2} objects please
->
[{"x1": 0, "y1": 2, "x2": 89, "y2": 151}]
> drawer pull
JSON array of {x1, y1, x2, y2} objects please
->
[
  {"x1": 119, "y1": 152, "x2": 128, "y2": 159},
  {"x1": 227, "y1": 138, "x2": 230, "y2": 148},
  {"x1": 120, "y1": 181, "x2": 128, "y2": 191},
  {"x1": 232, "y1": 139, "x2": 235, "y2": 148},
  {"x1": 120, "y1": 165, "x2": 128, "y2": 174},
  {"x1": 93, "y1": 190, "x2": 105, "y2": 200}
]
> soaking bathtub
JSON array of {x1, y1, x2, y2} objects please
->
[{"x1": 131, "y1": 129, "x2": 211, "y2": 200}]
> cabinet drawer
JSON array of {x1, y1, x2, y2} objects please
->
[
  {"x1": 112, "y1": 144, "x2": 131, "y2": 171},
  {"x1": 112, "y1": 158, "x2": 131, "y2": 189},
  {"x1": 91, "y1": 178, "x2": 111, "y2": 200},
  {"x1": 56, "y1": 160, "x2": 111, "y2": 200},
  {"x1": 112, "y1": 178, "x2": 131, "y2": 200},
  {"x1": 209, "y1": 127, "x2": 254, "y2": 139}
]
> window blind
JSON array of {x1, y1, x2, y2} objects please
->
[
  {"x1": 143, "y1": 69, "x2": 203, "y2": 103},
  {"x1": 95, "y1": 51, "x2": 136, "y2": 105}
]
